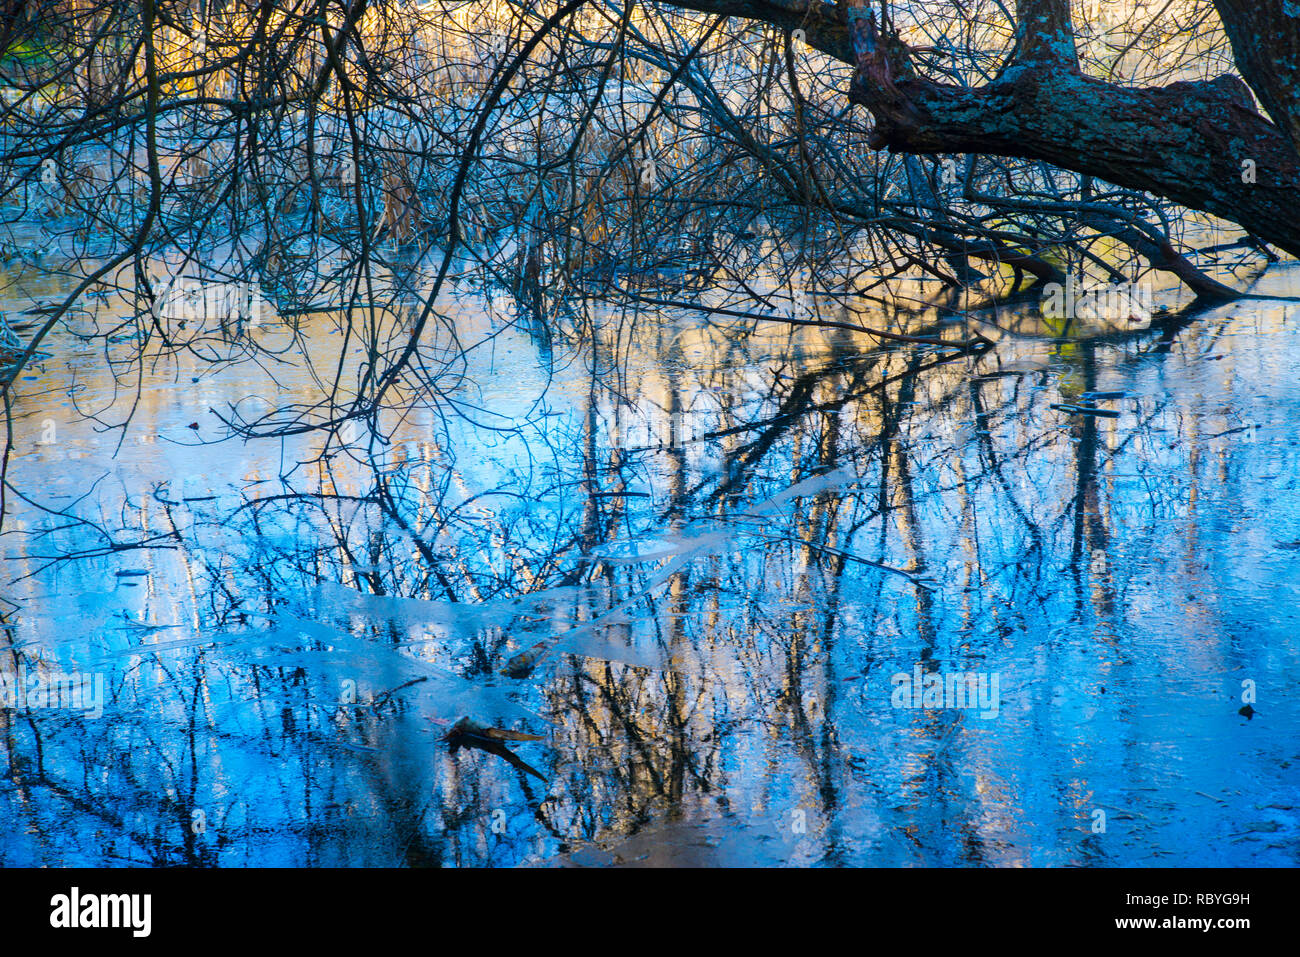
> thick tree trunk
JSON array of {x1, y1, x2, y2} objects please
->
[
  {"x1": 1213, "y1": 0, "x2": 1300, "y2": 158},
  {"x1": 667, "y1": 0, "x2": 1300, "y2": 259},
  {"x1": 844, "y1": 0, "x2": 1300, "y2": 257}
]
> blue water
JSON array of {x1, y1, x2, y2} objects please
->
[{"x1": 1, "y1": 262, "x2": 1298, "y2": 866}]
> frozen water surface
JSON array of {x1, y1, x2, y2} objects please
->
[{"x1": 1, "y1": 261, "x2": 1298, "y2": 867}]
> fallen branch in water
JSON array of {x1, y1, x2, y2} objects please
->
[
  {"x1": 1051, "y1": 403, "x2": 1121, "y2": 419},
  {"x1": 369, "y1": 676, "x2": 429, "y2": 711}
]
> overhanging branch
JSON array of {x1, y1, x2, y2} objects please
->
[{"x1": 650, "y1": 0, "x2": 1300, "y2": 257}]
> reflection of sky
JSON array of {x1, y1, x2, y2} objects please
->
[{"x1": 2, "y1": 261, "x2": 1299, "y2": 867}]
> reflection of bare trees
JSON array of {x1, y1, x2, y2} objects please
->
[
  {"x1": 0, "y1": 291, "x2": 1272, "y2": 863},
  {"x1": 2, "y1": 1, "x2": 1287, "y2": 866}
]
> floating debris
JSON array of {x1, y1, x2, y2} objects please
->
[
  {"x1": 444, "y1": 717, "x2": 546, "y2": 780},
  {"x1": 1050, "y1": 403, "x2": 1121, "y2": 419},
  {"x1": 501, "y1": 639, "x2": 551, "y2": 679}
]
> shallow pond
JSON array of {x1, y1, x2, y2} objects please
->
[{"x1": 1, "y1": 258, "x2": 1298, "y2": 866}]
